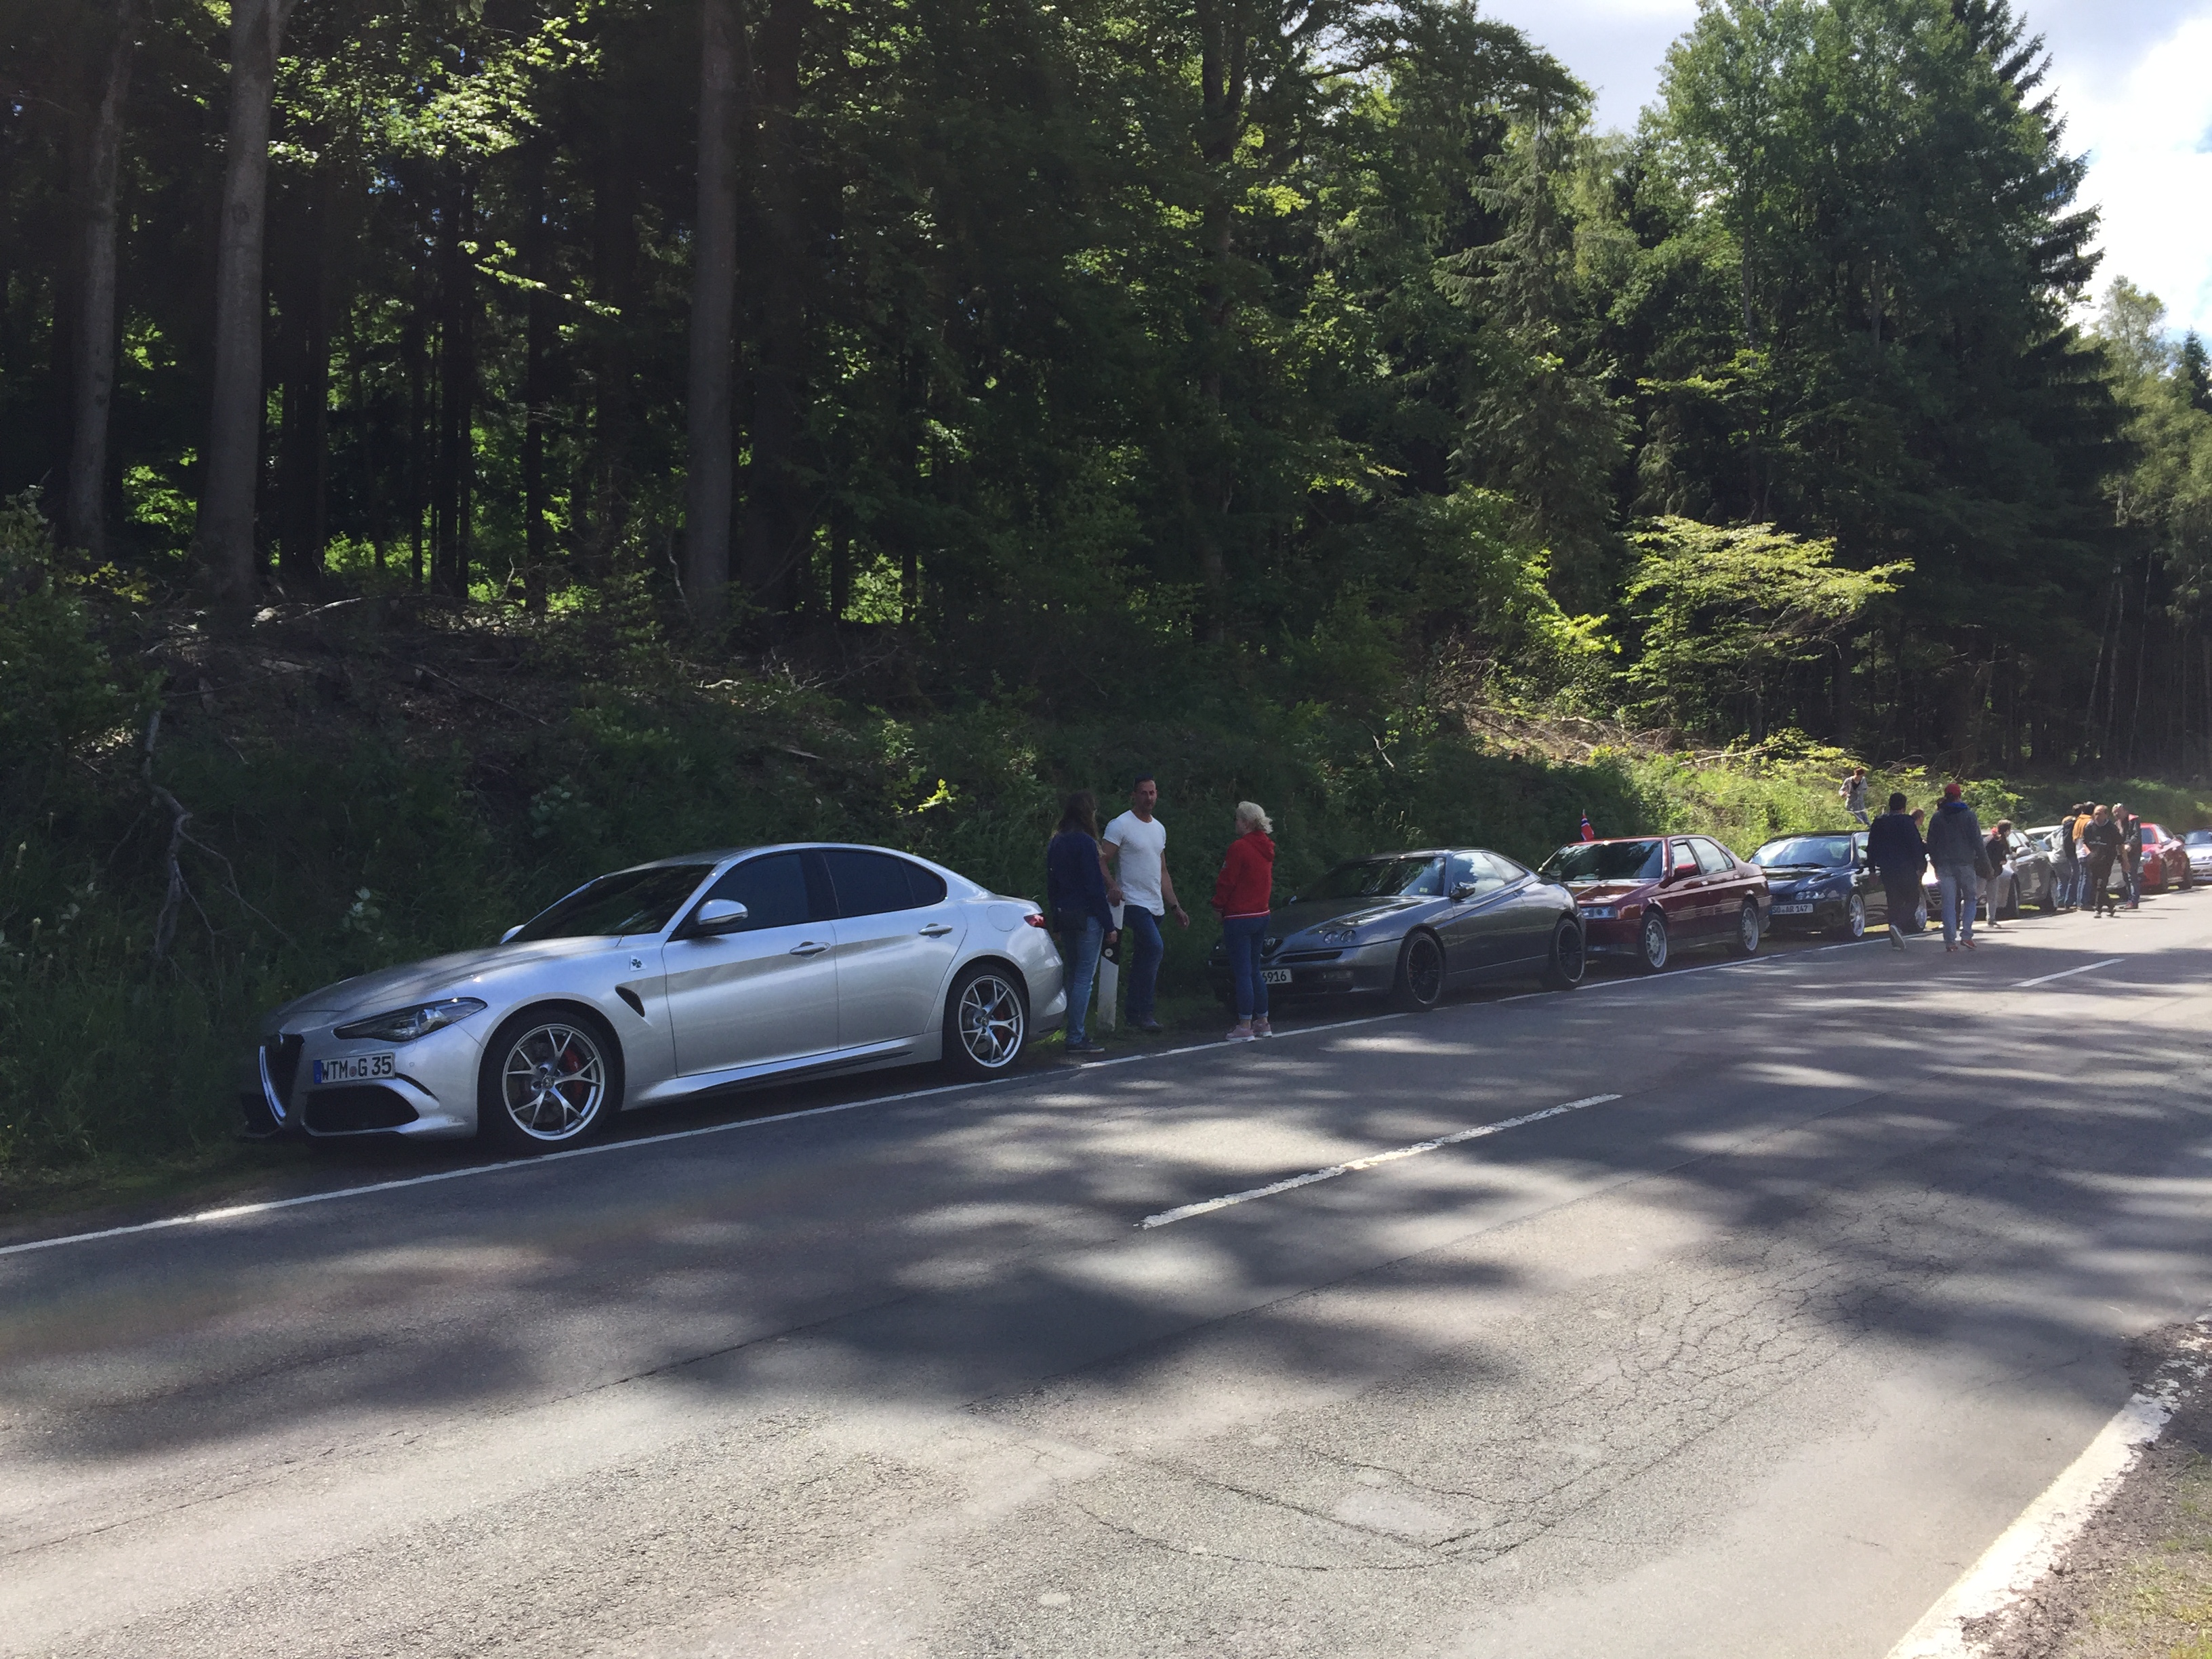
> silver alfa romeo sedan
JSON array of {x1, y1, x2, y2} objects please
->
[{"x1": 243, "y1": 844, "x2": 1066, "y2": 1151}]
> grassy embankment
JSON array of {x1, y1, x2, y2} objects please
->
[{"x1": 2, "y1": 592, "x2": 2203, "y2": 1211}]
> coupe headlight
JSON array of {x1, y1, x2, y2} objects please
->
[
  {"x1": 1582, "y1": 905, "x2": 1618, "y2": 919},
  {"x1": 1317, "y1": 925, "x2": 1358, "y2": 945},
  {"x1": 333, "y1": 996, "x2": 487, "y2": 1043}
]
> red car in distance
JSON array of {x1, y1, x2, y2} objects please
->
[
  {"x1": 1538, "y1": 834, "x2": 1771, "y2": 972},
  {"x1": 2136, "y1": 822, "x2": 2194, "y2": 892}
]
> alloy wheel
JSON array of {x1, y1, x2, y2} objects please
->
[
  {"x1": 1844, "y1": 895, "x2": 1866, "y2": 940},
  {"x1": 1639, "y1": 911, "x2": 1669, "y2": 972},
  {"x1": 499, "y1": 1021, "x2": 608, "y2": 1142},
  {"x1": 958, "y1": 972, "x2": 1025, "y2": 1069},
  {"x1": 1397, "y1": 933, "x2": 1446, "y2": 1010}
]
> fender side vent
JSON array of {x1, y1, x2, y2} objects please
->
[{"x1": 616, "y1": 987, "x2": 646, "y2": 1017}]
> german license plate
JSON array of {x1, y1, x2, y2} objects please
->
[
  {"x1": 1261, "y1": 968, "x2": 1292, "y2": 985},
  {"x1": 314, "y1": 1053, "x2": 394, "y2": 1084},
  {"x1": 1774, "y1": 903, "x2": 1814, "y2": 915}
]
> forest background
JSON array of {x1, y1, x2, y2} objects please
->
[{"x1": 5, "y1": 0, "x2": 2212, "y2": 1187}]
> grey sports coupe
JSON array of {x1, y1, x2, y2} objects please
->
[
  {"x1": 1207, "y1": 847, "x2": 1585, "y2": 1010},
  {"x1": 243, "y1": 844, "x2": 1065, "y2": 1151}
]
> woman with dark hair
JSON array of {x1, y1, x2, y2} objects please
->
[
  {"x1": 1046, "y1": 791, "x2": 1118, "y2": 1055},
  {"x1": 2082, "y1": 804, "x2": 2122, "y2": 918}
]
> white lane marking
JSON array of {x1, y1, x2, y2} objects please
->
[
  {"x1": 1884, "y1": 1321, "x2": 2212, "y2": 1659},
  {"x1": 2013, "y1": 957, "x2": 2125, "y2": 989},
  {"x1": 0, "y1": 1010, "x2": 1418, "y2": 1261},
  {"x1": 1135, "y1": 1093, "x2": 1624, "y2": 1229}
]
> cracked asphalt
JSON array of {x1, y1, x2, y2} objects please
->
[{"x1": 9, "y1": 899, "x2": 2212, "y2": 1658}]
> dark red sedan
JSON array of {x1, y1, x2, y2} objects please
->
[
  {"x1": 1538, "y1": 834, "x2": 1771, "y2": 972},
  {"x1": 2137, "y1": 822, "x2": 2194, "y2": 892}
]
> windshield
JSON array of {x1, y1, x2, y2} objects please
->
[
  {"x1": 1540, "y1": 840, "x2": 1664, "y2": 883},
  {"x1": 512, "y1": 863, "x2": 715, "y2": 942},
  {"x1": 1296, "y1": 857, "x2": 1445, "y2": 902},
  {"x1": 1751, "y1": 836, "x2": 1855, "y2": 869},
  {"x1": 2188, "y1": 832, "x2": 2212, "y2": 846}
]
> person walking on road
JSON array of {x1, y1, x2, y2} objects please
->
[
  {"x1": 2055, "y1": 804, "x2": 2083, "y2": 909},
  {"x1": 1841, "y1": 766, "x2": 1871, "y2": 827},
  {"x1": 2117, "y1": 804, "x2": 2143, "y2": 908},
  {"x1": 1981, "y1": 819, "x2": 2015, "y2": 928},
  {"x1": 1212, "y1": 801, "x2": 1277, "y2": 1042},
  {"x1": 1867, "y1": 792, "x2": 1928, "y2": 950},
  {"x1": 2081, "y1": 805, "x2": 2122, "y2": 918},
  {"x1": 1046, "y1": 791, "x2": 1120, "y2": 1055},
  {"x1": 1102, "y1": 775, "x2": 1189, "y2": 1035},
  {"x1": 1925, "y1": 783, "x2": 1987, "y2": 951}
]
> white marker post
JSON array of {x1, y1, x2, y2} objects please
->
[{"x1": 1095, "y1": 900, "x2": 1123, "y2": 1031}]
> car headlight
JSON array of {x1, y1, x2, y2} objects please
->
[
  {"x1": 1582, "y1": 905, "x2": 1618, "y2": 919},
  {"x1": 1317, "y1": 925, "x2": 1357, "y2": 945},
  {"x1": 333, "y1": 996, "x2": 487, "y2": 1043}
]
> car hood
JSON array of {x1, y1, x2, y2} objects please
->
[
  {"x1": 1273, "y1": 894, "x2": 1432, "y2": 937},
  {"x1": 266, "y1": 937, "x2": 621, "y2": 1030},
  {"x1": 1762, "y1": 864, "x2": 1849, "y2": 885}
]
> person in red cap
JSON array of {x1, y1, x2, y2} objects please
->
[{"x1": 1923, "y1": 781, "x2": 1987, "y2": 951}]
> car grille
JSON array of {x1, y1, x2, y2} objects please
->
[
  {"x1": 304, "y1": 1086, "x2": 419, "y2": 1134},
  {"x1": 260, "y1": 1034, "x2": 304, "y2": 1120},
  {"x1": 1277, "y1": 949, "x2": 1345, "y2": 963}
]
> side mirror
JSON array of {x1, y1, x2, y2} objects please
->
[
  {"x1": 500, "y1": 924, "x2": 523, "y2": 943},
  {"x1": 1451, "y1": 882, "x2": 1481, "y2": 902},
  {"x1": 1671, "y1": 860, "x2": 1697, "y2": 881},
  {"x1": 688, "y1": 898, "x2": 750, "y2": 936}
]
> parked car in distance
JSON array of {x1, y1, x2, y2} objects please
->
[
  {"x1": 1750, "y1": 832, "x2": 1883, "y2": 939},
  {"x1": 243, "y1": 844, "x2": 1066, "y2": 1151},
  {"x1": 2137, "y1": 822, "x2": 2194, "y2": 891},
  {"x1": 1921, "y1": 825, "x2": 2054, "y2": 920},
  {"x1": 2184, "y1": 830, "x2": 2212, "y2": 883},
  {"x1": 1538, "y1": 835, "x2": 1769, "y2": 973},
  {"x1": 1206, "y1": 848, "x2": 1586, "y2": 1012}
]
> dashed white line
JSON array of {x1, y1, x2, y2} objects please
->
[
  {"x1": 2013, "y1": 957, "x2": 2125, "y2": 989},
  {"x1": 1135, "y1": 1092, "x2": 1624, "y2": 1229}
]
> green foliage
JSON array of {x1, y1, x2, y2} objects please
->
[
  {"x1": 1622, "y1": 517, "x2": 1906, "y2": 735},
  {"x1": 0, "y1": 495, "x2": 141, "y2": 779}
]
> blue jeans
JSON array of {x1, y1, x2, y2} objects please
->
[
  {"x1": 1057, "y1": 918, "x2": 1104, "y2": 1044},
  {"x1": 1222, "y1": 914, "x2": 1270, "y2": 1021},
  {"x1": 2055, "y1": 861, "x2": 2076, "y2": 906},
  {"x1": 1936, "y1": 865, "x2": 1978, "y2": 945},
  {"x1": 1123, "y1": 906, "x2": 1164, "y2": 1023}
]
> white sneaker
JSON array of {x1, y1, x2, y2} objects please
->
[
  {"x1": 1252, "y1": 1019, "x2": 1274, "y2": 1038},
  {"x1": 1225, "y1": 1022, "x2": 1255, "y2": 1042}
]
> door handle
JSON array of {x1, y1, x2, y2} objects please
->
[
  {"x1": 790, "y1": 941, "x2": 829, "y2": 957},
  {"x1": 918, "y1": 924, "x2": 954, "y2": 937}
]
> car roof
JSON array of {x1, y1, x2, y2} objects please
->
[{"x1": 612, "y1": 842, "x2": 964, "y2": 876}]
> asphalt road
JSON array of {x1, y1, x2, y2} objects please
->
[{"x1": 9, "y1": 896, "x2": 2212, "y2": 1658}]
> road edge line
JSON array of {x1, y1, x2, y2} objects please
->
[{"x1": 1883, "y1": 1320, "x2": 2211, "y2": 1659}]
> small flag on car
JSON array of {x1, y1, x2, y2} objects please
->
[{"x1": 1580, "y1": 811, "x2": 1597, "y2": 842}]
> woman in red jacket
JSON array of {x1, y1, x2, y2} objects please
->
[{"x1": 1212, "y1": 801, "x2": 1277, "y2": 1040}]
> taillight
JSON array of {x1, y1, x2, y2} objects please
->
[{"x1": 1023, "y1": 913, "x2": 1048, "y2": 928}]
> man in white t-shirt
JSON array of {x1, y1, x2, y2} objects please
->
[{"x1": 1102, "y1": 775, "x2": 1189, "y2": 1033}]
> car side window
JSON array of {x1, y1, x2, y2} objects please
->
[
  {"x1": 700, "y1": 852, "x2": 815, "y2": 930},
  {"x1": 1692, "y1": 838, "x2": 1734, "y2": 876},
  {"x1": 1479, "y1": 851, "x2": 1528, "y2": 883},
  {"x1": 1670, "y1": 838, "x2": 1700, "y2": 875},
  {"x1": 1449, "y1": 853, "x2": 1511, "y2": 899},
  {"x1": 823, "y1": 848, "x2": 935, "y2": 918},
  {"x1": 907, "y1": 862, "x2": 949, "y2": 906}
]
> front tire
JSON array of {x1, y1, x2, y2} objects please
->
[
  {"x1": 1637, "y1": 909, "x2": 1670, "y2": 973},
  {"x1": 1393, "y1": 930, "x2": 1446, "y2": 1012},
  {"x1": 478, "y1": 1007, "x2": 622, "y2": 1153},
  {"x1": 1841, "y1": 894, "x2": 1867, "y2": 941},
  {"x1": 1541, "y1": 918, "x2": 1586, "y2": 990},
  {"x1": 945, "y1": 963, "x2": 1029, "y2": 1079},
  {"x1": 1732, "y1": 899, "x2": 1761, "y2": 956}
]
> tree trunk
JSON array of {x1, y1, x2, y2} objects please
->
[
  {"x1": 64, "y1": 0, "x2": 136, "y2": 559},
  {"x1": 432, "y1": 171, "x2": 474, "y2": 596},
  {"x1": 585, "y1": 140, "x2": 640, "y2": 581},
  {"x1": 196, "y1": 0, "x2": 294, "y2": 626},
  {"x1": 520, "y1": 142, "x2": 552, "y2": 613},
  {"x1": 276, "y1": 163, "x2": 331, "y2": 590},
  {"x1": 683, "y1": 0, "x2": 740, "y2": 630},
  {"x1": 737, "y1": 0, "x2": 813, "y2": 615},
  {"x1": 403, "y1": 222, "x2": 428, "y2": 592},
  {"x1": 1189, "y1": 0, "x2": 1247, "y2": 636}
]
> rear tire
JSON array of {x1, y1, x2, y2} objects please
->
[
  {"x1": 1731, "y1": 900, "x2": 1761, "y2": 956},
  {"x1": 1393, "y1": 931, "x2": 1446, "y2": 1012},
  {"x1": 1541, "y1": 918, "x2": 1586, "y2": 990},
  {"x1": 944, "y1": 963, "x2": 1029, "y2": 1080},
  {"x1": 478, "y1": 1006, "x2": 622, "y2": 1153},
  {"x1": 1637, "y1": 909, "x2": 1670, "y2": 974}
]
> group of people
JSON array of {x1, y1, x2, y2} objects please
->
[
  {"x1": 1044, "y1": 779, "x2": 1279, "y2": 1054},
  {"x1": 1862, "y1": 783, "x2": 2149, "y2": 952}
]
